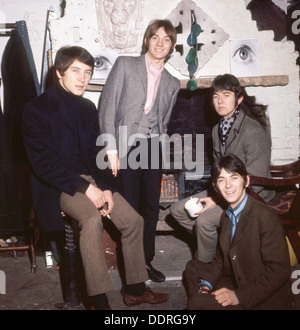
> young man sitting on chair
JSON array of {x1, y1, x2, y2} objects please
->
[{"x1": 22, "y1": 45, "x2": 169, "y2": 310}]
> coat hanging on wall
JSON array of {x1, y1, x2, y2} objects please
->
[
  {"x1": 0, "y1": 20, "x2": 40, "y2": 233},
  {"x1": 0, "y1": 100, "x2": 24, "y2": 232},
  {"x1": 1, "y1": 20, "x2": 40, "y2": 165}
]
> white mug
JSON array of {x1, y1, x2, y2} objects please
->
[{"x1": 184, "y1": 197, "x2": 203, "y2": 218}]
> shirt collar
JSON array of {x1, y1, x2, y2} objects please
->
[
  {"x1": 145, "y1": 53, "x2": 164, "y2": 75},
  {"x1": 226, "y1": 193, "x2": 248, "y2": 219},
  {"x1": 219, "y1": 108, "x2": 240, "y2": 125}
]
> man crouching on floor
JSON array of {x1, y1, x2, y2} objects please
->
[{"x1": 184, "y1": 153, "x2": 294, "y2": 310}]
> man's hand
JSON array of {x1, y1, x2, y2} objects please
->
[
  {"x1": 100, "y1": 190, "x2": 114, "y2": 217},
  {"x1": 199, "y1": 286, "x2": 211, "y2": 294},
  {"x1": 85, "y1": 184, "x2": 106, "y2": 209},
  {"x1": 194, "y1": 196, "x2": 217, "y2": 215},
  {"x1": 108, "y1": 153, "x2": 120, "y2": 177},
  {"x1": 212, "y1": 288, "x2": 239, "y2": 307}
]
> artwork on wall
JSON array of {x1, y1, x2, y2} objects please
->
[
  {"x1": 229, "y1": 38, "x2": 259, "y2": 77},
  {"x1": 167, "y1": 0, "x2": 229, "y2": 77},
  {"x1": 95, "y1": 0, "x2": 145, "y2": 53},
  {"x1": 90, "y1": 49, "x2": 118, "y2": 84}
]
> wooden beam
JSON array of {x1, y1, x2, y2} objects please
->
[
  {"x1": 86, "y1": 75, "x2": 289, "y2": 92},
  {"x1": 180, "y1": 75, "x2": 289, "y2": 89}
]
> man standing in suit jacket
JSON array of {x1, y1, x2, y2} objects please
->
[
  {"x1": 185, "y1": 154, "x2": 294, "y2": 310},
  {"x1": 170, "y1": 74, "x2": 275, "y2": 263},
  {"x1": 99, "y1": 19, "x2": 181, "y2": 282},
  {"x1": 22, "y1": 46, "x2": 169, "y2": 309}
]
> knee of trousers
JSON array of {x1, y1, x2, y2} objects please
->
[
  {"x1": 194, "y1": 216, "x2": 218, "y2": 233},
  {"x1": 169, "y1": 200, "x2": 185, "y2": 217},
  {"x1": 79, "y1": 214, "x2": 103, "y2": 232},
  {"x1": 187, "y1": 294, "x2": 209, "y2": 310},
  {"x1": 133, "y1": 214, "x2": 144, "y2": 231},
  {"x1": 123, "y1": 213, "x2": 144, "y2": 236}
]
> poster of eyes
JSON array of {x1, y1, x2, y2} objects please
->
[{"x1": 229, "y1": 39, "x2": 259, "y2": 77}]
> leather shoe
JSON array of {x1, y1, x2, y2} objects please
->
[
  {"x1": 146, "y1": 263, "x2": 165, "y2": 282},
  {"x1": 123, "y1": 287, "x2": 169, "y2": 307}
]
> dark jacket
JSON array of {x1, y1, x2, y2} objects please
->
[{"x1": 22, "y1": 83, "x2": 116, "y2": 232}]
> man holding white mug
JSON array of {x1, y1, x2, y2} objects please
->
[
  {"x1": 184, "y1": 154, "x2": 293, "y2": 310},
  {"x1": 170, "y1": 74, "x2": 275, "y2": 262}
]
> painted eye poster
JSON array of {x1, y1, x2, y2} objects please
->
[{"x1": 229, "y1": 39, "x2": 259, "y2": 77}]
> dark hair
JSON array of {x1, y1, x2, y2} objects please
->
[
  {"x1": 212, "y1": 154, "x2": 248, "y2": 194},
  {"x1": 211, "y1": 74, "x2": 269, "y2": 130},
  {"x1": 54, "y1": 46, "x2": 94, "y2": 76},
  {"x1": 142, "y1": 19, "x2": 177, "y2": 62},
  {"x1": 212, "y1": 74, "x2": 243, "y2": 105}
]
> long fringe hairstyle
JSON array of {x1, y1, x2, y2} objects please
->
[{"x1": 211, "y1": 74, "x2": 269, "y2": 131}]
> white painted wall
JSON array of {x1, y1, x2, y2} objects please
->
[
  {"x1": 0, "y1": 0, "x2": 61, "y2": 86},
  {"x1": 0, "y1": 0, "x2": 299, "y2": 164}
]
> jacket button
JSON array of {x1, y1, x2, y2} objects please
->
[{"x1": 232, "y1": 255, "x2": 236, "y2": 260}]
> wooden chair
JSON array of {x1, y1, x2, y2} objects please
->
[
  {"x1": 248, "y1": 159, "x2": 300, "y2": 264},
  {"x1": 54, "y1": 213, "x2": 119, "y2": 309},
  {"x1": 0, "y1": 208, "x2": 38, "y2": 273},
  {"x1": 0, "y1": 164, "x2": 38, "y2": 273},
  {"x1": 53, "y1": 215, "x2": 82, "y2": 309}
]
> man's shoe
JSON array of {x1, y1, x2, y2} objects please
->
[
  {"x1": 123, "y1": 287, "x2": 169, "y2": 307},
  {"x1": 146, "y1": 263, "x2": 165, "y2": 282}
]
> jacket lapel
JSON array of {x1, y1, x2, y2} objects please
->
[
  {"x1": 229, "y1": 195, "x2": 253, "y2": 247},
  {"x1": 57, "y1": 103, "x2": 78, "y2": 137},
  {"x1": 48, "y1": 84, "x2": 78, "y2": 137},
  {"x1": 157, "y1": 69, "x2": 169, "y2": 98},
  {"x1": 220, "y1": 195, "x2": 254, "y2": 252},
  {"x1": 225, "y1": 110, "x2": 246, "y2": 152},
  {"x1": 156, "y1": 69, "x2": 170, "y2": 119},
  {"x1": 220, "y1": 215, "x2": 231, "y2": 254},
  {"x1": 136, "y1": 54, "x2": 170, "y2": 120},
  {"x1": 230, "y1": 218, "x2": 245, "y2": 247},
  {"x1": 136, "y1": 55, "x2": 147, "y2": 94}
]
